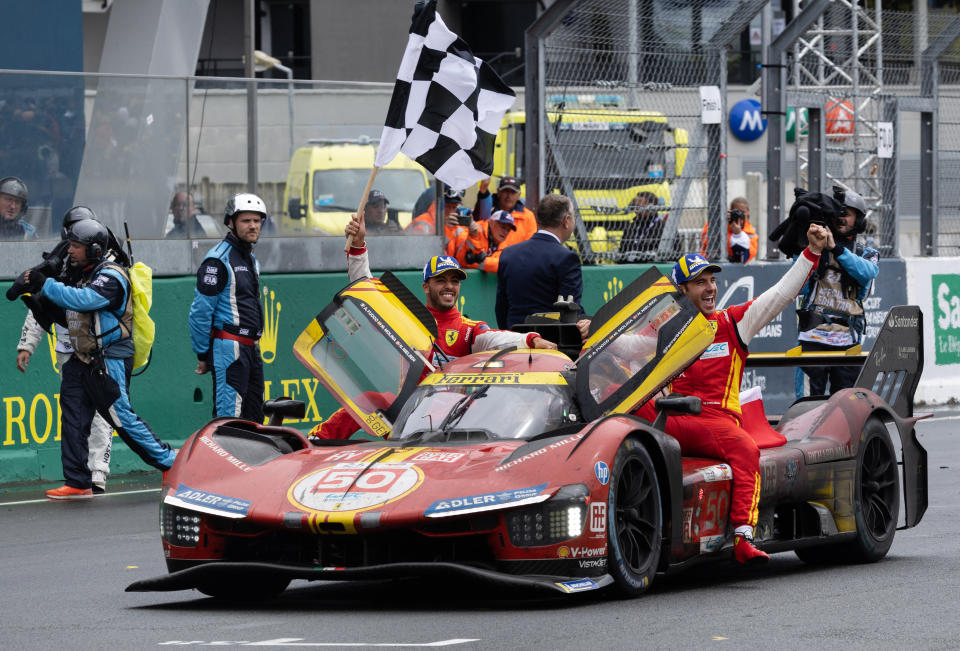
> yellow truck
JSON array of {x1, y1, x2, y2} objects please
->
[
  {"x1": 280, "y1": 138, "x2": 430, "y2": 235},
  {"x1": 492, "y1": 95, "x2": 689, "y2": 252}
]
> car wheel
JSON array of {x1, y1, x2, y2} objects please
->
[
  {"x1": 796, "y1": 418, "x2": 899, "y2": 565},
  {"x1": 197, "y1": 574, "x2": 291, "y2": 600},
  {"x1": 847, "y1": 418, "x2": 900, "y2": 562},
  {"x1": 607, "y1": 438, "x2": 661, "y2": 597}
]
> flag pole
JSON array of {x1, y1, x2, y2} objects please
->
[{"x1": 345, "y1": 166, "x2": 380, "y2": 252}]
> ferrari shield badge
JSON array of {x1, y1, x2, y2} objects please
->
[{"x1": 445, "y1": 330, "x2": 459, "y2": 347}]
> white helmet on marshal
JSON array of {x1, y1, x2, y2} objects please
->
[{"x1": 223, "y1": 193, "x2": 268, "y2": 226}]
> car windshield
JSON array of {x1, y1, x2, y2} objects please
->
[
  {"x1": 391, "y1": 383, "x2": 575, "y2": 442},
  {"x1": 313, "y1": 169, "x2": 425, "y2": 212}
]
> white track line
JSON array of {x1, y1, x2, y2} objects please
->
[{"x1": 1, "y1": 487, "x2": 160, "y2": 506}]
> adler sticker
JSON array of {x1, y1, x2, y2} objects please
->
[
  {"x1": 289, "y1": 462, "x2": 423, "y2": 513},
  {"x1": 699, "y1": 342, "x2": 729, "y2": 359}
]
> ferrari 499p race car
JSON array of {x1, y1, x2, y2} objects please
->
[{"x1": 128, "y1": 269, "x2": 927, "y2": 600}]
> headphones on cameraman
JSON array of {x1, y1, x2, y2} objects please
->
[{"x1": 832, "y1": 186, "x2": 867, "y2": 235}]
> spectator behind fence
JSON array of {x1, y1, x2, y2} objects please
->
[
  {"x1": 618, "y1": 191, "x2": 665, "y2": 259},
  {"x1": 797, "y1": 187, "x2": 879, "y2": 396},
  {"x1": 700, "y1": 197, "x2": 758, "y2": 264},
  {"x1": 363, "y1": 189, "x2": 400, "y2": 234},
  {"x1": 496, "y1": 194, "x2": 583, "y2": 330},
  {"x1": 450, "y1": 209, "x2": 522, "y2": 273},
  {"x1": 0, "y1": 176, "x2": 36, "y2": 241},
  {"x1": 164, "y1": 191, "x2": 201, "y2": 239},
  {"x1": 15, "y1": 207, "x2": 114, "y2": 494},
  {"x1": 474, "y1": 176, "x2": 537, "y2": 241},
  {"x1": 189, "y1": 194, "x2": 267, "y2": 420},
  {"x1": 406, "y1": 185, "x2": 466, "y2": 261}
]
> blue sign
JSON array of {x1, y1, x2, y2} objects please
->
[
  {"x1": 729, "y1": 99, "x2": 767, "y2": 142},
  {"x1": 556, "y1": 578, "x2": 600, "y2": 593},
  {"x1": 173, "y1": 484, "x2": 251, "y2": 516},
  {"x1": 594, "y1": 461, "x2": 610, "y2": 485},
  {"x1": 424, "y1": 483, "x2": 549, "y2": 516}
]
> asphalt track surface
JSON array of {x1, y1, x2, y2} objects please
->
[{"x1": 2, "y1": 413, "x2": 959, "y2": 650}]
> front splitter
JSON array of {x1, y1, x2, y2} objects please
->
[{"x1": 126, "y1": 560, "x2": 613, "y2": 595}]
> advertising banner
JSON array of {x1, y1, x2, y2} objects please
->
[{"x1": 0, "y1": 258, "x2": 908, "y2": 487}]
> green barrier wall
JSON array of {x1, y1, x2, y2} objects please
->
[{"x1": 0, "y1": 259, "x2": 905, "y2": 487}]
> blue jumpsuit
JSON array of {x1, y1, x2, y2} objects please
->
[
  {"x1": 188, "y1": 232, "x2": 264, "y2": 420},
  {"x1": 796, "y1": 237, "x2": 879, "y2": 395},
  {"x1": 41, "y1": 263, "x2": 176, "y2": 489}
]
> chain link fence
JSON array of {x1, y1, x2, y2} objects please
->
[
  {"x1": 528, "y1": 0, "x2": 765, "y2": 264},
  {"x1": 788, "y1": 1, "x2": 893, "y2": 254}
]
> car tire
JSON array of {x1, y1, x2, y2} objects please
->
[
  {"x1": 846, "y1": 418, "x2": 900, "y2": 562},
  {"x1": 196, "y1": 574, "x2": 291, "y2": 601},
  {"x1": 796, "y1": 418, "x2": 899, "y2": 565},
  {"x1": 607, "y1": 437, "x2": 662, "y2": 597}
]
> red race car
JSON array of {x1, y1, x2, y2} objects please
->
[{"x1": 128, "y1": 269, "x2": 927, "y2": 600}]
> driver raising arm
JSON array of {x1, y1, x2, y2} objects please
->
[
  {"x1": 311, "y1": 213, "x2": 558, "y2": 440},
  {"x1": 621, "y1": 224, "x2": 829, "y2": 564}
]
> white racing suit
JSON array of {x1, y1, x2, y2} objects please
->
[{"x1": 18, "y1": 311, "x2": 113, "y2": 484}]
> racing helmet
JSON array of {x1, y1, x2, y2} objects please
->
[
  {"x1": 442, "y1": 186, "x2": 465, "y2": 203},
  {"x1": 61, "y1": 206, "x2": 98, "y2": 240},
  {"x1": 67, "y1": 218, "x2": 110, "y2": 260},
  {"x1": 832, "y1": 186, "x2": 867, "y2": 234},
  {"x1": 0, "y1": 176, "x2": 28, "y2": 217},
  {"x1": 223, "y1": 193, "x2": 268, "y2": 226}
]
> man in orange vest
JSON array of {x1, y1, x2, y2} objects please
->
[
  {"x1": 475, "y1": 176, "x2": 536, "y2": 241},
  {"x1": 449, "y1": 209, "x2": 521, "y2": 273},
  {"x1": 700, "y1": 197, "x2": 758, "y2": 263}
]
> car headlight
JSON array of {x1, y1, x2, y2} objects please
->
[
  {"x1": 160, "y1": 502, "x2": 202, "y2": 548},
  {"x1": 506, "y1": 484, "x2": 588, "y2": 548}
]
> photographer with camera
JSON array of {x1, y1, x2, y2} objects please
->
[
  {"x1": 796, "y1": 186, "x2": 879, "y2": 396},
  {"x1": 700, "y1": 197, "x2": 758, "y2": 264},
  {"x1": 449, "y1": 208, "x2": 523, "y2": 273},
  {"x1": 12, "y1": 207, "x2": 114, "y2": 493}
]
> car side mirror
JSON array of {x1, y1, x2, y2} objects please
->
[
  {"x1": 263, "y1": 397, "x2": 306, "y2": 425},
  {"x1": 287, "y1": 197, "x2": 306, "y2": 220},
  {"x1": 651, "y1": 394, "x2": 701, "y2": 431}
]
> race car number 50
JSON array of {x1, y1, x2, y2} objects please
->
[{"x1": 289, "y1": 463, "x2": 423, "y2": 512}]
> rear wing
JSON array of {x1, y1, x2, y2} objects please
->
[
  {"x1": 746, "y1": 305, "x2": 924, "y2": 418},
  {"x1": 854, "y1": 306, "x2": 923, "y2": 418}
]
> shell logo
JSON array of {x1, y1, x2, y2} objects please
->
[
  {"x1": 557, "y1": 545, "x2": 571, "y2": 558},
  {"x1": 826, "y1": 99, "x2": 855, "y2": 141}
]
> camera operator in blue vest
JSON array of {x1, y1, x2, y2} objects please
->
[
  {"x1": 797, "y1": 186, "x2": 879, "y2": 395},
  {"x1": 23, "y1": 214, "x2": 176, "y2": 499},
  {"x1": 189, "y1": 194, "x2": 266, "y2": 420}
]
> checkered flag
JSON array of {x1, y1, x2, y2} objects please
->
[{"x1": 375, "y1": 0, "x2": 516, "y2": 191}]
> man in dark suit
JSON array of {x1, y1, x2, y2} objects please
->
[{"x1": 496, "y1": 194, "x2": 583, "y2": 329}]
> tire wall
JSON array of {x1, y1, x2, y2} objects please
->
[{"x1": 0, "y1": 258, "x2": 908, "y2": 487}]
